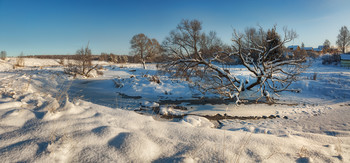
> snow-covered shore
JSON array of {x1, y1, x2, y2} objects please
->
[{"x1": 0, "y1": 58, "x2": 349, "y2": 162}]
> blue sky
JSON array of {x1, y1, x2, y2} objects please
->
[{"x1": 0, "y1": 0, "x2": 349, "y2": 56}]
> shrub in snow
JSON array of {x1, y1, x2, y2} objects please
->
[
  {"x1": 14, "y1": 53, "x2": 25, "y2": 68},
  {"x1": 108, "y1": 132, "x2": 160, "y2": 162},
  {"x1": 149, "y1": 75, "x2": 161, "y2": 84},
  {"x1": 58, "y1": 58, "x2": 65, "y2": 65},
  {"x1": 322, "y1": 54, "x2": 340, "y2": 65},
  {"x1": 64, "y1": 43, "x2": 101, "y2": 78}
]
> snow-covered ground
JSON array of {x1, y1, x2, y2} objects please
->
[{"x1": 0, "y1": 58, "x2": 349, "y2": 162}]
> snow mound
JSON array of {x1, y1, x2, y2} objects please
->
[
  {"x1": 108, "y1": 132, "x2": 160, "y2": 162},
  {"x1": 182, "y1": 115, "x2": 214, "y2": 128},
  {"x1": 1, "y1": 60, "x2": 350, "y2": 162},
  {"x1": 91, "y1": 126, "x2": 114, "y2": 137},
  {"x1": 6, "y1": 58, "x2": 61, "y2": 67},
  {"x1": 0, "y1": 101, "x2": 24, "y2": 110},
  {"x1": 0, "y1": 108, "x2": 35, "y2": 127}
]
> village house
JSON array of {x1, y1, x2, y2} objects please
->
[
  {"x1": 287, "y1": 45, "x2": 313, "y2": 52},
  {"x1": 340, "y1": 53, "x2": 350, "y2": 67},
  {"x1": 302, "y1": 47, "x2": 313, "y2": 52},
  {"x1": 287, "y1": 45, "x2": 300, "y2": 51},
  {"x1": 313, "y1": 45, "x2": 324, "y2": 53},
  {"x1": 314, "y1": 45, "x2": 341, "y2": 54}
]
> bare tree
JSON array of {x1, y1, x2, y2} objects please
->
[
  {"x1": 299, "y1": 42, "x2": 307, "y2": 58},
  {"x1": 64, "y1": 43, "x2": 99, "y2": 77},
  {"x1": 323, "y1": 39, "x2": 331, "y2": 48},
  {"x1": 146, "y1": 38, "x2": 162, "y2": 62},
  {"x1": 76, "y1": 43, "x2": 93, "y2": 74},
  {"x1": 232, "y1": 26, "x2": 306, "y2": 101},
  {"x1": 336, "y1": 26, "x2": 350, "y2": 53},
  {"x1": 130, "y1": 34, "x2": 162, "y2": 67},
  {"x1": 130, "y1": 33, "x2": 149, "y2": 69},
  {"x1": 163, "y1": 19, "x2": 306, "y2": 103},
  {"x1": 110, "y1": 54, "x2": 118, "y2": 63},
  {"x1": 99, "y1": 53, "x2": 109, "y2": 62},
  {"x1": 117, "y1": 55, "x2": 126, "y2": 63},
  {"x1": 122, "y1": 55, "x2": 129, "y2": 63},
  {"x1": 162, "y1": 19, "x2": 226, "y2": 79},
  {"x1": 323, "y1": 39, "x2": 331, "y2": 53},
  {"x1": 1, "y1": 51, "x2": 6, "y2": 60}
]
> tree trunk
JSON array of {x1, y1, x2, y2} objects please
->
[{"x1": 142, "y1": 60, "x2": 146, "y2": 69}]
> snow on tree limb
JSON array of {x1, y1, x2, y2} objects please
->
[{"x1": 162, "y1": 20, "x2": 307, "y2": 103}]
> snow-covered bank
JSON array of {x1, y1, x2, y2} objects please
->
[
  {"x1": 1, "y1": 98, "x2": 349, "y2": 162},
  {"x1": 0, "y1": 58, "x2": 350, "y2": 162}
]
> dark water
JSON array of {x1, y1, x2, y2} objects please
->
[{"x1": 67, "y1": 79, "x2": 143, "y2": 109}]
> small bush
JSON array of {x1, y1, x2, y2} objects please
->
[
  {"x1": 322, "y1": 54, "x2": 340, "y2": 65},
  {"x1": 149, "y1": 75, "x2": 161, "y2": 84},
  {"x1": 64, "y1": 43, "x2": 100, "y2": 77},
  {"x1": 64, "y1": 61, "x2": 80, "y2": 77},
  {"x1": 97, "y1": 70, "x2": 104, "y2": 76},
  {"x1": 58, "y1": 58, "x2": 65, "y2": 65},
  {"x1": 15, "y1": 53, "x2": 25, "y2": 68}
]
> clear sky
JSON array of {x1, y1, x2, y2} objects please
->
[{"x1": 0, "y1": 0, "x2": 349, "y2": 56}]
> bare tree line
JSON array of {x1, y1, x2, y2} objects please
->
[
  {"x1": 128, "y1": 24, "x2": 350, "y2": 67},
  {"x1": 56, "y1": 19, "x2": 311, "y2": 101},
  {"x1": 2, "y1": 25, "x2": 348, "y2": 66}
]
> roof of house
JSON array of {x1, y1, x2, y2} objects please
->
[
  {"x1": 340, "y1": 54, "x2": 350, "y2": 60},
  {"x1": 312, "y1": 45, "x2": 323, "y2": 52},
  {"x1": 302, "y1": 47, "x2": 313, "y2": 51},
  {"x1": 318, "y1": 45, "x2": 324, "y2": 49},
  {"x1": 314, "y1": 48, "x2": 322, "y2": 52},
  {"x1": 287, "y1": 45, "x2": 299, "y2": 50}
]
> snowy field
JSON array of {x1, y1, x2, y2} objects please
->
[{"x1": 0, "y1": 58, "x2": 350, "y2": 162}]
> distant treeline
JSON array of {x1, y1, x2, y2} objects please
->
[
  {"x1": 23, "y1": 54, "x2": 133, "y2": 63},
  {"x1": 24, "y1": 55, "x2": 90, "y2": 60},
  {"x1": 23, "y1": 53, "x2": 171, "y2": 63}
]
